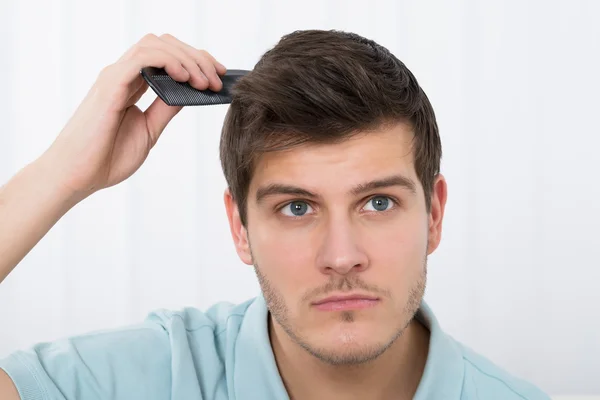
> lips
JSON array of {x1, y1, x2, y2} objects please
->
[{"x1": 312, "y1": 293, "x2": 380, "y2": 312}]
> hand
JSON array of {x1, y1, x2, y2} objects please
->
[{"x1": 45, "y1": 33, "x2": 226, "y2": 199}]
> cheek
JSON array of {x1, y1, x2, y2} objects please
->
[
  {"x1": 251, "y1": 223, "x2": 317, "y2": 290},
  {"x1": 363, "y1": 214, "x2": 429, "y2": 278}
]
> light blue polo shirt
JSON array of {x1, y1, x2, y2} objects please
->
[{"x1": 0, "y1": 295, "x2": 550, "y2": 399}]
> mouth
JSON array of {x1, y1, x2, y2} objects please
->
[{"x1": 312, "y1": 293, "x2": 380, "y2": 312}]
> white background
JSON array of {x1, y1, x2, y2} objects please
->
[{"x1": 0, "y1": 0, "x2": 598, "y2": 397}]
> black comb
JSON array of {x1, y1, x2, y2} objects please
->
[{"x1": 140, "y1": 67, "x2": 250, "y2": 106}]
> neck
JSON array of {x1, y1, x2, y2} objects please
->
[{"x1": 269, "y1": 316, "x2": 430, "y2": 400}]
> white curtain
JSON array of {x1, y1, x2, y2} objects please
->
[{"x1": 1, "y1": 0, "x2": 598, "y2": 396}]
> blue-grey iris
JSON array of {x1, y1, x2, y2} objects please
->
[
  {"x1": 289, "y1": 201, "x2": 308, "y2": 216},
  {"x1": 370, "y1": 196, "x2": 389, "y2": 211}
]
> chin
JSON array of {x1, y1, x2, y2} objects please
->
[
  {"x1": 304, "y1": 337, "x2": 393, "y2": 365},
  {"x1": 301, "y1": 322, "x2": 396, "y2": 365}
]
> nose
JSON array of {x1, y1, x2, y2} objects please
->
[{"x1": 315, "y1": 215, "x2": 369, "y2": 276}]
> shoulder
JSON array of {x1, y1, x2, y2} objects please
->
[
  {"x1": 456, "y1": 341, "x2": 551, "y2": 400},
  {"x1": 0, "y1": 300, "x2": 259, "y2": 400},
  {"x1": 145, "y1": 297, "x2": 256, "y2": 338}
]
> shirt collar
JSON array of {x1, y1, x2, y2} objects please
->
[
  {"x1": 412, "y1": 301, "x2": 465, "y2": 399},
  {"x1": 234, "y1": 295, "x2": 464, "y2": 400},
  {"x1": 234, "y1": 295, "x2": 289, "y2": 400}
]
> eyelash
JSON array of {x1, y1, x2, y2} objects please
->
[{"x1": 277, "y1": 195, "x2": 401, "y2": 217}]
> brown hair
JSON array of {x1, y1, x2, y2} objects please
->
[{"x1": 220, "y1": 29, "x2": 441, "y2": 226}]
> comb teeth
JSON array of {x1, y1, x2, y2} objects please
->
[
  {"x1": 141, "y1": 67, "x2": 251, "y2": 106},
  {"x1": 153, "y1": 75, "x2": 229, "y2": 106}
]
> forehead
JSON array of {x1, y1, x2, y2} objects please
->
[{"x1": 249, "y1": 123, "x2": 417, "y2": 194}]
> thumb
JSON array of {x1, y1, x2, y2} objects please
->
[{"x1": 144, "y1": 97, "x2": 184, "y2": 146}]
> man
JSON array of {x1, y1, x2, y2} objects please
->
[{"x1": 0, "y1": 30, "x2": 549, "y2": 399}]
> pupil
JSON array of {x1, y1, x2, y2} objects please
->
[{"x1": 372, "y1": 197, "x2": 389, "y2": 211}]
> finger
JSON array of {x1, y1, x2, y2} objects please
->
[
  {"x1": 159, "y1": 34, "x2": 226, "y2": 91},
  {"x1": 194, "y1": 51, "x2": 222, "y2": 92},
  {"x1": 201, "y1": 50, "x2": 227, "y2": 76},
  {"x1": 117, "y1": 35, "x2": 191, "y2": 84},
  {"x1": 160, "y1": 34, "x2": 227, "y2": 75},
  {"x1": 215, "y1": 61, "x2": 227, "y2": 75},
  {"x1": 119, "y1": 47, "x2": 191, "y2": 86},
  {"x1": 144, "y1": 97, "x2": 184, "y2": 147},
  {"x1": 148, "y1": 35, "x2": 210, "y2": 90},
  {"x1": 117, "y1": 33, "x2": 158, "y2": 62},
  {"x1": 123, "y1": 34, "x2": 209, "y2": 90},
  {"x1": 99, "y1": 48, "x2": 188, "y2": 111}
]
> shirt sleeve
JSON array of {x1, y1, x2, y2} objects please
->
[{"x1": 0, "y1": 320, "x2": 173, "y2": 400}]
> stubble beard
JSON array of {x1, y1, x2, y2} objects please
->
[{"x1": 253, "y1": 257, "x2": 427, "y2": 366}]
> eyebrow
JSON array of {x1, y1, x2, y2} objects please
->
[
  {"x1": 255, "y1": 174, "x2": 417, "y2": 204},
  {"x1": 350, "y1": 175, "x2": 417, "y2": 196}
]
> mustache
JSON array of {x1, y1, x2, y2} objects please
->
[{"x1": 300, "y1": 276, "x2": 391, "y2": 303}]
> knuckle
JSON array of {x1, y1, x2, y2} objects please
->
[
  {"x1": 94, "y1": 67, "x2": 125, "y2": 103},
  {"x1": 98, "y1": 64, "x2": 115, "y2": 79},
  {"x1": 160, "y1": 33, "x2": 174, "y2": 40},
  {"x1": 140, "y1": 33, "x2": 158, "y2": 44},
  {"x1": 130, "y1": 45, "x2": 149, "y2": 59},
  {"x1": 98, "y1": 64, "x2": 112, "y2": 75}
]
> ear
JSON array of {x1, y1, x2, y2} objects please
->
[
  {"x1": 224, "y1": 188, "x2": 253, "y2": 265},
  {"x1": 426, "y1": 174, "x2": 448, "y2": 255}
]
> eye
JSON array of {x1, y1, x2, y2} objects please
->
[
  {"x1": 281, "y1": 201, "x2": 314, "y2": 217},
  {"x1": 363, "y1": 196, "x2": 394, "y2": 212}
]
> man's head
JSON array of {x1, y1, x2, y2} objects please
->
[{"x1": 221, "y1": 30, "x2": 447, "y2": 365}]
